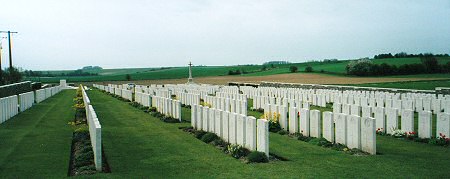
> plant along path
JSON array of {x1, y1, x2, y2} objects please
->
[
  {"x1": 0, "y1": 90, "x2": 75, "y2": 178},
  {"x1": 87, "y1": 90, "x2": 450, "y2": 178}
]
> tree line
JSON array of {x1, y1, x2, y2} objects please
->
[
  {"x1": 23, "y1": 69, "x2": 98, "y2": 77},
  {"x1": 0, "y1": 67, "x2": 22, "y2": 85},
  {"x1": 346, "y1": 56, "x2": 450, "y2": 76},
  {"x1": 374, "y1": 52, "x2": 449, "y2": 59}
]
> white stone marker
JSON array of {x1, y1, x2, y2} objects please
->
[
  {"x1": 342, "y1": 104, "x2": 350, "y2": 115},
  {"x1": 197, "y1": 106, "x2": 203, "y2": 130},
  {"x1": 222, "y1": 111, "x2": 230, "y2": 142},
  {"x1": 309, "y1": 110, "x2": 321, "y2": 138},
  {"x1": 401, "y1": 109, "x2": 414, "y2": 132},
  {"x1": 374, "y1": 107, "x2": 385, "y2": 133},
  {"x1": 288, "y1": 107, "x2": 299, "y2": 134},
  {"x1": 215, "y1": 110, "x2": 223, "y2": 136},
  {"x1": 236, "y1": 114, "x2": 247, "y2": 146},
  {"x1": 393, "y1": 100, "x2": 402, "y2": 116},
  {"x1": 351, "y1": 105, "x2": 361, "y2": 116},
  {"x1": 436, "y1": 112, "x2": 450, "y2": 138},
  {"x1": 361, "y1": 117, "x2": 376, "y2": 155},
  {"x1": 257, "y1": 119, "x2": 269, "y2": 157},
  {"x1": 202, "y1": 107, "x2": 210, "y2": 131},
  {"x1": 362, "y1": 106, "x2": 372, "y2": 118},
  {"x1": 347, "y1": 115, "x2": 361, "y2": 149},
  {"x1": 323, "y1": 111, "x2": 334, "y2": 143},
  {"x1": 335, "y1": 113, "x2": 347, "y2": 145},
  {"x1": 191, "y1": 104, "x2": 197, "y2": 128},
  {"x1": 423, "y1": 99, "x2": 431, "y2": 112},
  {"x1": 333, "y1": 103, "x2": 341, "y2": 114},
  {"x1": 418, "y1": 111, "x2": 432, "y2": 139},
  {"x1": 279, "y1": 106, "x2": 288, "y2": 130},
  {"x1": 386, "y1": 108, "x2": 398, "y2": 134},
  {"x1": 415, "y1": 99, "x2": 423, "y2": 112},
  {"x1": 229, "y1": 113, "x2": 237, "y2": 144},
  {"x1": 209, "y1": 108, "x2": 216, "y2": 133},
  {"x1": 246, "y1": 116, "x2": 257, "y2": 150},
  {"x1": 299, "y1": 108, "x2": 310, "y2": 136}
]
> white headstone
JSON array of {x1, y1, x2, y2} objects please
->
[
  {"x1": 323, "y1": 111, "x2": 334, "y2": 143},
  {"x1": 346, "y1": 115, "x2": 361, "y2": 149},
  {"x1": 335, "y1": 113, "x2": 347, "y2": 145},
  {"x1": 299, "y1": 108, "x2": 310, "y2": 136},
  {"x1": 236, "y1": 114, "x2": 247, "y2": 146},
  {"x1": 401, "y1": 109, "x2": 414, "y2": 132},
  {"x1": 309, "y1": 110, "x2": 321, "y2": 138},
  {"x1": 386, "y1": 108, "x2": 398, "y2": 134},
  {"x1": 361, "y1": 117, "x2": 376, "y2": 155},
  {"x1": 418, "y1": 111, "x2": 432, "y2": 139},
  {"x1": 222, "y1": 111, "x2": 230, "y2": 142},
  {"x1": 436, "y1": 112, "x2": 450, "y2": 139},
  {"x1": 215, "y1": 109, "x2": 223, "y2": 136},
  {"x1": 374, "y1": 107, "x2": 385, "y2": 133},
  {"x1": 288, "y1": 107, "x2": 299, "y2": 134},
  {"x1": 279, "y1": 106, "x2": 288, "y2": 130},
  {"x1": 246, "y1": 116, "x2": 257, "y2": 150},
  {"x1": 229, "y1": 113, "x2": 237, "y2": 144},
  {"x1": 257, "y1": 119, "x2": 269, "y2": 157}
]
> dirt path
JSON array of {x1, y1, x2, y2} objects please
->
[{"x1": 93, "y1": 73, "x2": 449, "y2": 86}]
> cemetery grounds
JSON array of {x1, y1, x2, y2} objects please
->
[{"x1": 1, "y1": 86, "x2": 450, "y2": 178}]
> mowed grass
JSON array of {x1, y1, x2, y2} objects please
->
[
  {"x1": 27, "y1": 57, "x2": 450, "y2": 83},
  {"x1": 346, "y1": 79, "x2": 450, "y2": 90},
  {"x1": 0, "y1": 90, "x2": 75, "y2": 178},
  {"x1": 86, "y1": 90, "x2": 450, "y2": 178}
]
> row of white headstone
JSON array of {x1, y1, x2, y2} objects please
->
[
  {"x1": 81, "y1": 85, "x2": 102, "y2": 171},
  {"x1": 203, "y1": 96, "x2": 248, "y2": 116},
  {"x1": 284, "y1": 107, "x2": 376, "y2": 154},
  {"x1": 215, "y1": 92, "x2": 247, "y2": 101},
  {"x1": 333, "y1": 103, "x2": 450, "y2": 138},
  {"x1": 134, "y1": 92, "x2": 152, "y2": 107},
  {"x1": 191, "y1": 104, "x2": 270, "y2": 156},
  {"x1": 121, "y1": 89, "x2": 133, "y2": 101},
  {"x1": 1, "y1": 86, "x2": 62, "y2": 124},
  {"x1": 152, "y1": 96, "x2": 182, "y2": 121},
  {"x1": 36, "y1": 86, "x2": 61, "y2": 103},
  {"x1": 176, "y1": 92, "x2": 200, "y2": 106},
  {"x1": 255, "y1": 96, "x2": 312, "y2": 110}
]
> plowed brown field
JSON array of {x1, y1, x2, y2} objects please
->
[{"x1": 96, "y1": 73, "x2": 449, "y2": 86}]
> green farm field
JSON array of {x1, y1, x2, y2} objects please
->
[{"x1": 26, "y1": 57, "x2": 450, "y2": 83}]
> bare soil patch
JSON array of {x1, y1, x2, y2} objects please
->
[{"x1": 91, "y1": 73, "x2": 448, "y2": 86}]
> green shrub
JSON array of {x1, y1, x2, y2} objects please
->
[
  {"x1": 74, "y1": 151, "x2": 94, "y2": 168},
  {"x1": 305, "y1": 65, "x2": 313, "y2": 72},
  {"x1": 227, "y1": 144, "x2": 248, "y2": 159},
  {"x1": 278, "y1": 130, "x2": 288, "y2": 135},
  {"x1": 212, "y1": 138, "x2": 228, "y2": 148},
  {"x1": 247, "y1": 151, "x2": 269, "y2": 163},
  {"x1": 297, "y1": 132, "x2": 312, "y2": 142},
  {"x1": 201, "y1": 133, "x2": 219, "y2": 143},
  {"x1": 194, "y1": 130, "x2": 207, "y2": 139}
]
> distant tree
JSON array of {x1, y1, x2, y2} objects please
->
[
  {"x1": 346, "y1": 60, "x2": 373, "y2": 76},
  {"x1": 125, "y1": 74, "x2": 131, "y2": 81},
  {"x1": 261, "y1": 65, "x2": 267, "y2": 71},
  {"x1": 270, "y1": 64, "x2": 275, "y2": 68},
  {"x1": 305, "y1": 66, "x2": 313, "y2": 72},
  {"x1": 289, "y1": 66, "x2": 298, "y2": 73},
  {"x1": 421, "y1": 55, "x2": 439, "y2": 73},
  {"x1": 3, "y1": 67, "x2": 22, "y2": 84}
]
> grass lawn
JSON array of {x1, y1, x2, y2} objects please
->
[
  {"x1": 86, "y1": 90, "x2": 450, "y2": 178},
  {"x1": 0, "y1": 90, "x2": 75, "y2": 178}
]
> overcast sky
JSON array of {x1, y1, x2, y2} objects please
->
[{"x1": 0, "y1": 0, "x2": 449, "y2": 70}]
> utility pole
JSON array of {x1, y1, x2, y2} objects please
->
[
  {"x1": 0, "y1": 37, "x2": 6, "y2": 83},
  {"x1": 0, "y1": 31, "x2": 18, "y2": 69}
]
